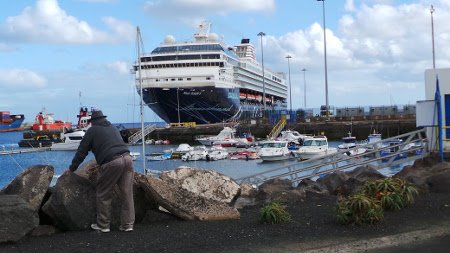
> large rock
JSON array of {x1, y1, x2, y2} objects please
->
[
  {"x1": 0, "y1": 195, "x2": 39, "y2": 243},
  {"x1": 234, "y1": 183, "x2": 258, "y2": 209},
  {"x1": 316, "y1": 171, "x2": 349, "y2": 196},
  {"x1": 1, "y1": 165, "x2": 54, "y2": 212},
  {"x1": 42, "y1": 160, "x2": 157, "y2": 231},
  {"x1": 160, "y1": 167, "x2": 240, "y2": 204},
  {"x1": 297, "y1": 178, "x2": 329, "y2": 196},
  {"x1": 257, "y1": 178, "x2": 304, "y2": 203},
  {"x1": 138, "y1": 174, "x2": 240, "y2": 221},
  {"x1": 394, "y1": 161, "x2": 450, "y2": 192},
  {"x1": 342, "y1": 166, "x2": 386, "y2": 195},
  {"x1": 41, "y1": 172, "x2": 96, "y2": 231},
  {"x1": 426, "y1": 169, "x2": 450, "y2": 193}
]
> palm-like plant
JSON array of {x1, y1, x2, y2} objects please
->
[{"x1": 260, "y1": 201, "x2": 291, "y2": 224}]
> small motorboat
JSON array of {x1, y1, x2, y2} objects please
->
[
  {"x1": 337, "y1": 132, "x2": 357, "y2": 150},
  {"x1": 50, "y1": 129, "x2": 85, "y2": 151},
  {"x1": 206, "y1": 146, "x2": 229, "y2": 161},
  {"x1": 181, "y1": 146, "x2": 208, "y2": 161},
  {"x1": 147, "y1": 149, "x2": 173, "y2": 161},
  {"x1": 297, "y1": 136, "x2": 337, "y2": 160},
  {"x1": 257, "y1": 140, "x2": 297, "y2": 162}
]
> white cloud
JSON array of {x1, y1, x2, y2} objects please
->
[
  {"x1": 144, "y1": 0, "x2": 275, "y2": 23},
  {"x1": 0, "y1": 69, "x2": 47, "y2": 88},
  {"x1": 107, "y1": 61, "x2": 130, "y2": 75},
  {"x1": 0, "y1": 0, "x2": 134, "y2": 44},
  {"x1": 259, "y1": 1, "x2": 450, "y2": 109}
]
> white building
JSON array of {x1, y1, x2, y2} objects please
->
[{"x1": 424, "y1": 68, "x2": 450, "y2": 151}]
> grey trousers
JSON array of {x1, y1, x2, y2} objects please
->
[{"x1": 96, "y1": 154, "x2": 135, "y2": 229}]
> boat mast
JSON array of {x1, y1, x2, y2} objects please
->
[{"x1": 136, "y1": 26, "x2": 147, "y2": 175}]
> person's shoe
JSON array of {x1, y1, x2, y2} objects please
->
[
  {"x1": 91, "y1": 224, "x2": 110, "y2": 233},
  {"x1": 119, "y1": 225, "x2": 133, "y2": 232}
]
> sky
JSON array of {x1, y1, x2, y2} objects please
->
[{"x1": 0, "y1": 0, "x2": 449, "y2": 123}]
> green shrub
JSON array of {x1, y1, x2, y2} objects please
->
[
  {"x1": 362, "y1": 177, "x2": 418, "y2": 210},
  {"x1": 336, "y1": 177, "x2": 418, "y2": 225},
  {"x1": 260, "y1": 201, "x2": 291, "y2": 224},
  {"x1": 336, "y1": 193, "x2": 383, "y2": 225}
]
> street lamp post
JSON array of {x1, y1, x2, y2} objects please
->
[
  {"x1": 301, "y1": 68, "x2": 307, "y2": 108},
  {"x1": 177, "y1": 88, "x2": 181, "y2": 124},
  {"x1": 286, "y1": 55, "x2": 293, "y2": 112},
  {"x1": 430, "y1": 5, "x2": 436, "y2": 69},
  {"x1": 257, "y1": 32, "x2": 267, "y2": 110},
  {"x1": 317, "y1": 0, "x2": 329, "y2": 117}
]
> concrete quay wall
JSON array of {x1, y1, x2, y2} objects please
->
[{"x1": 142, "y1": 118, "x2": 419, "y2": 144}]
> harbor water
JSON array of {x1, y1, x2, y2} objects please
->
[{"x1": 0, "y1": 130, "x2": 407, "y2": 189}]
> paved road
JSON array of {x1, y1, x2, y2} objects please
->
[{"x1": 368, "y1": 235, "x2": 450, "y2": 253}]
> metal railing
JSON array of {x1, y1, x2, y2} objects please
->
[
  {"x1": 236, "y1": 129, "x2": 428, "y2": 186},
  {"x1": 128, "y1": 124, "x2": 157, "y2": 144}
]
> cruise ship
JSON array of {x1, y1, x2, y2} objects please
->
[{"x1": 134, "y1": 22, "x2": 287, "y2": 124}]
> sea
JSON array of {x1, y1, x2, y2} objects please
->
[{"x1": 0, "y1": 128, "x2": 407, "y2": 189}]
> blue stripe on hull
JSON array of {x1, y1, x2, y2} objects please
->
[{"x1": 142, "y1": 87, "x2": 240, "y2": 124}]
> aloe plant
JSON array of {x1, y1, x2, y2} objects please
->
[{"x1": 260, "y1": 201, "x2": 291, "y2": 224}]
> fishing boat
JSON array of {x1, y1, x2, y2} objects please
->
[
  {"x1": 0, "y1": 111, "x2": 25, "y2": 132},
  {"x1": 257, "y1": 140, "x2": 297, "y2": 162},
  {"x1": 337, "y1": 132, "x2": 357, "y2": 150},
  {"x1": 133, "y1": 21, "x2": 287, "y2": 124},
  {"x1": 297, "y1": 136, "x2": 337, "y2": 160}
]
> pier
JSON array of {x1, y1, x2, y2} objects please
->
[
  {"x1": 0, "y1": 147, "x2": 50, "y2": 155},
  {"x1": 122, "y1": 118, "x2": 418, "y2": 144}
]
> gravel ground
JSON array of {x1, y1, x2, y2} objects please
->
[{"x1": 1, "y1": 192, "x2": 450, "y2": 253}]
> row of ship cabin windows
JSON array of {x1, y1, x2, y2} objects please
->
[
  {"x1": 140, "y1": 62, "x2": 225, "y2": 69},
  {"x1": 155, "y1": 77, "x2": 212, "y2": 82}
]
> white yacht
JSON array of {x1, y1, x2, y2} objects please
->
[
  {"x1": 297, "y1": 136, "x2": 337, "y2": 160},
  {"x1": 257, "y1": 140, "x2": 296, "y2": 162},
  {"x1": 50, "y1": 130, "x2": 85, "y2": 151}
]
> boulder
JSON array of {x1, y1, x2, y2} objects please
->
[
  {"x1": 0, "y1": 195, "x2": 39, "y2": 243},
  {"x1": 234, "y1": 183, "x2": 258, "y2": 209},
  {"x1": 342, "y1": 166, "x2": 386, "y2": 195},
  {"x1": 42, "y1": 160, "x2": 157, "y2": 231},
  {"x1": 316, "y1": 171, "x2": 349, "y2": 196},
  {"x1": 256, "y1": 178, "x2": 303, "y2": 203},
  {"x1": 426, "y1": 169, "x2": 450, "y2": 193},
  {"x1": 137, "y1": 174, "x2": 240, "y2": 221},
  {"x1": 160, "y1": 167, "x2": 240, "y2": 204},
  {"x1": 41, "y1": 172, "x2": 96, "y2": 231},
  {"x1": 297, "y1": 178, "x2": 329, "y2": 196},
  {"x1": 394, "y1": 161, "x2": 450, "y2": 192},
  {"x1": 1, "y1": 165, "x2": 54, "y2": 212}
]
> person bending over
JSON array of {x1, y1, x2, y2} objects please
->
[{"x1": 68, "y1": 109, "x2": 135, "y2": 233}]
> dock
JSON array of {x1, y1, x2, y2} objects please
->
[{"x1": 0, "y1": 147, "x2": 50, "y2": 155}]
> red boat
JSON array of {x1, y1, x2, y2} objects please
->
[{"x1": 32, "y1": 110, "x2": 72, "y2": 131}]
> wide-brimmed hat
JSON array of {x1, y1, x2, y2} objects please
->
[{"x1": 89, "y1": 110, "x2": 107, "y2": 121}]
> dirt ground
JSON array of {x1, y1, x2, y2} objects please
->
[{"x1": 1, "y1": 192, "x2": 450, "y2": 253}]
